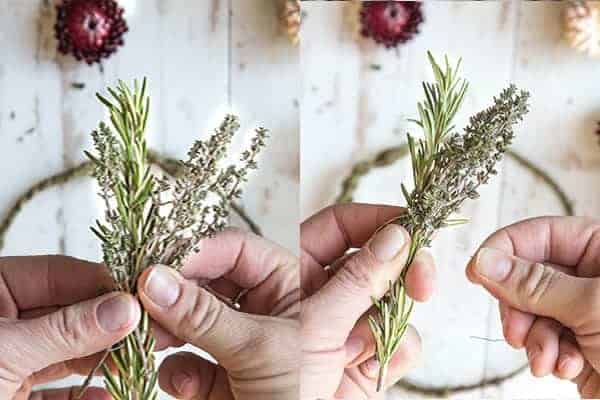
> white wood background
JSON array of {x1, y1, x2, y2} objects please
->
[
  {"x1": 301, "y1": 1, "x2": 600, "y2": 399},
  {"x1": 0, "y1": 0, "x2": 298, "y2": 397}
]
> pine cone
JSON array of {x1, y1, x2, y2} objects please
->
[
  {"x1": 564, "y1": 0, "x2": 600, "y2": 58},
  {"x1": 281, "y1": 0, "x2": 301, "y2": 45}
]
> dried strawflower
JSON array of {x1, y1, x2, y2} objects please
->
[
  {"x1": 55, "y1": 0, "x2": 128, "y2": 65},
  {"x1": 563, "y1": 0, "x2": 600, "y2": 58},
  {"x1": 83, "y1": 79, "x2": 268, "y2": 399},
  {"x1": 369, "y1": 52, "x2": 530, "y2": 390},
  {"x1": 351, "y1": 0, "x2": 424, "y2": 48},
  {"x1": 281, "y1": 0, "x2": 302, "y2": 45}
]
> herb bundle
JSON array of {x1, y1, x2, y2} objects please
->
[
  {"x1": 85, "y1": 79, "x2": 268, "y2": 399},
  {"x1": 369, "y1": 53, "x2": 530, "y2": 390}
]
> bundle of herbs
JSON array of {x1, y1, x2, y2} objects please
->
[
  {"x1": 83, "y1": 78, "x2": 268, "y2": 399},
  {"x1": 369, "y1": 53, "x2": 530, "y2": 390}
]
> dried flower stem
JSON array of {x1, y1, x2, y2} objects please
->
[{"x1": 368, "y1": 53, "x2": 530, "y2": 390}]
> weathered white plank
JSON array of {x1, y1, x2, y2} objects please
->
[
  {"x1": 0, "y1": 0, "x2": 63, "y2": 256},
  {"x1": 230, "y1": 0, "x2": 300, "y2": 253}
]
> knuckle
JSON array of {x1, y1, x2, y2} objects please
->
[
  {"x1": 48, "y1": 306, "x2": 87, "y2": 350},
  {"x1": 181, "y1": 290, "x2": 224, "y2": 341},
  {"x1": 333, "y1": 254, "x2": 375, "y2": 296},
  {"x1": 518, "y1": 262, "x2": 555, "y2": 308},
  {"x1": 573, "y1": 280, "x2": 600, "y2": 332}
]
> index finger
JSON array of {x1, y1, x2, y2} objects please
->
[
  {"x1": 301, "y1": 203, "x2": 405, "y2": 267},
  {"x1": 0, "y1": 255, "x2": 112, "y2": 315},
  {"x1": 181, "y1": 227, "x2": 297, "y2": 290},
  {"x1": 472, "y1": 216, "x2": 600, "y2": 278}
]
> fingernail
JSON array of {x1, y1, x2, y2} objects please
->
[
  {"x1": 97, "y1": 294, "x2": 137, "y2": 332},
  {"x1": 370, "y1": 224, "x2": 407, "y2": 262},
  {"x1": 345, "y1": 337, "x2": 366, "y2": 364},
  {"x1": 144, "y1": 266, "x2": 181, "y2": 307},
  {"x1": 172, "y1": 371, "x2": 192, "y2": 395},
  {"x1": 363, "y1": 357, "x2": 380, "y2": 379},
  {"x1": 475, "y1": 248, "x2": 512, "y2": 282},
  {"x1": 558, "y1": 354, "x2": 572, "y2": 373}
]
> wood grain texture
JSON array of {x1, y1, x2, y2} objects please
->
[
  {"x1": 301, "y1": 1, "x2": 597, "y2": 398},
  {"x1": 0, "y1": 0, "x2": 298, "y2": 398}
]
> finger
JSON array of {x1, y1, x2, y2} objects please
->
[
  {"x1": 499, "y1": 302, "x2": 535, "y2": 348},
  {"x1": 28, "y1": 387, "x2": 111, "y2": 400},
  {"x1": 152, "y1": 321, "x2": 185, "y2": 349},
  {"x1": 335, "y1": 325, "x2": 421, "y2": 398},
  {"x1": 303, "y1": 224, "x2": 411, "y2": 349},
  {"x1": 2, "y1": 292, "x2": 139, "y2": 380},
  {"x1": 301, "y1": 204, "x2": 405, "y2": 294},
  {"x1": 31, "y1": 352, "x2": 108, "y2": 384},
  {"x1": 466, "y1": 247, "x2": 593, "y2": 329},
  {"x1": 27, "y1": 320, "x2": 179, "y2": 386},
  {"x1": 554, "y1": 333, "x2": 584, "y2": 380},
  {"x1": 574, "y1": 362, "x2": 600, "y2": 399},
  {"x1": 476, "y1": 216, "x2": 600, "y2": 271},
  {"x1": 344, "y1": 312, "x2": 374, "y2": 368},
  {"x1": 183, "y1": 228, "x2": 299, "y2": 316},
  {"x1": 138, "y1": 265, "x2": 266, "y2": 368},
  {"x1": 404, "y1": 250, "x2": 435, "y2": 302},
  {"x1": 339, "y1": 251, "x2": 433, "y2": 368},
  {"x1": 525, "y1": 318, "x2": 562, "y2": 377},
  {"x1": 0, "y1": 255, "x2": 112, "y2": 314},
  {"x1": 158, "y1": 352, "x2": 232, "y2": 400},
  {"x1": 20, "y1": 305, "x2": 183, "y2": 351}
]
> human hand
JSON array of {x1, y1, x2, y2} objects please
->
[
  {"x1": 136, "y1": 227, "x2": 299, "y2": 400},
  {"x1": 466, "y1": 216, "x2": 600, "y2": 398},
  {"x1": 0, "y1": 255, "x2": 141, "y2": 400},
  {"x1": 300, "y1": 203, "x2": 436, "y2": 399}
]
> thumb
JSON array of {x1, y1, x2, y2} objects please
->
[
  {"x1": 3, "y1": 292, "x2": 140, "y2": 380},
  {"x1": 467, "y1": 247, "x2": 594, "y2": 329},
  {"x1": 302, "y1": 224, "x2": 411, "y2": 347},
  {"x1": 138, "y1": 265, "x2": 265, "y2": 368}
]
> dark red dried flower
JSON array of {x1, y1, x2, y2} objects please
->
[
  {"x1": 360, "y1": 1, "x2": 424, "y2": 48},
  {"x1": 55, "y1": 0, "x2": 128, "y2": 65}
]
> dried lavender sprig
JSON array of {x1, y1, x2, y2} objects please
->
[
  {"x1": 85, "y1": 79, "x2": 268, "y2": 400},
  {"x1": 369, "y1": 55, "x2": 530, "y2": 390},
  {"x1": 149, "y1": 117, "x2": 269, "y2": 269}
]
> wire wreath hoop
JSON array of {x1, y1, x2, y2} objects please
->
[
  {"x1": 0, "y1": 150, "x2": 262, "y2": 253},
  {"x1": 336, "y1": 144, "x2": 574, "y2": 396}
]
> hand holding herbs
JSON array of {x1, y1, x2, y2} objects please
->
[
  {"x1": 300, "y1": 203, "x2": 436, "y2": 398},
  {"x1": 0, "y1": 256, "x2": 140, "y2": 400},
  {"x1": 136, "y1": 228, "x2": 300, "y2": 400},
  {"x1": 368, "y1": 53, "x2": 530, "y2": 389},
  {"x1": 85, "y1": 79, "x2": 270, "y2": 399},
  {"x1": 466, "y1": 216, "x2": 600, "y2": 398}
]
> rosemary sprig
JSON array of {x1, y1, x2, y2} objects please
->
[
  {"x1": 369, "y1": 53, "x2": 530, "y2": 391},
  {"x1": 85, "y1": 78, "x2": 268, "y2": 400}
]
